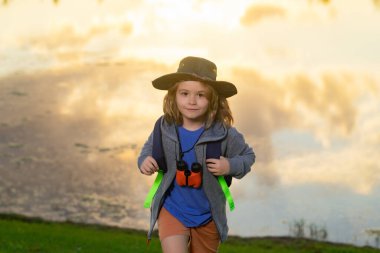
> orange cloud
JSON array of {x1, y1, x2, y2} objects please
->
[
  {"x1": 241, "y1": 4, "x2": 286, "y2": 26},
  {"x1": 285, "y1": 72, "x2": 358, "y2": 138},
  {"x1": 24, "y1": 22, "x2": 133, "y2": 54}
]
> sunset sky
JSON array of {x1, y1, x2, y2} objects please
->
[{"x1": 1, "y1": 0, "x2": 380, "y2": 246}]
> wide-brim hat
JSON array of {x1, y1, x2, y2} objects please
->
[{"x1": 152, "y1": 56, "x2": 237, "y2": 98}]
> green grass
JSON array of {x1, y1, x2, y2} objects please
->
[
  {"x1": 0, "y1": 214, "x2": 161, "y2": 253},
  {"x1": 0, "y1": 213, "x2": 379, "y2": 253}
]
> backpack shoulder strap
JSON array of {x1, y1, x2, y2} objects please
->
[
  {"x1": 221, "y1": 128, "x2": 233, "y2": 186},
  {"x1": 206, "y1": 132, "x2": 235, "y2": 211},
  {"x1": 206, "y1": 133, "x2": 232, "y2": 187},
  {"x1": 143, "y1": 116, "x2": 166, "y2": 208},
  {"x1": 152, "y1": 116, "x2": 167, "y2": 173}
]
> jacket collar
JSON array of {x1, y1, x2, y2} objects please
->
[{"x1": 161, "y1": 117, "x2": 228, "y2": 143}]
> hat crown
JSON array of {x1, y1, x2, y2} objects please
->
[
  {"x1": 177, "y1": 56, "x2": 217, "y2": 81},
  {"x1": 152, "y1": 56, "x2": 237, "y2": 98}
]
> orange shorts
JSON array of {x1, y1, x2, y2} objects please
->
[{"x1": 158, "y1": 207, "x2": 220, "y2": 253}]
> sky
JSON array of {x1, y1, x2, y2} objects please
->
[{"x1": 1, "y1": 0, "x2": 380, "y2": 246}]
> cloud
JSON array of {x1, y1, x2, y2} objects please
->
[
  {"x1": 231, "y1": 68, "x2": 361, "y2": 142},
  {"x1": 279, "y1": 134, "x2": 380, "y2": 195},
  {"x1": 240, "y1": 4, "x2": 286, "y2": 26},
  {"x1": 230, "y1": 69, "x2": 292, "y2": 187},
  {"x1": 18, "y1": 22, "x2": 133, "y2": 65},
  {"x1": 0, "y1": 57, "x2": 171, "y2": 154},
  {"x1": 301, "y1": 84, "x2": 380, "y2": 194},
  {"x1": 229, "y1": 67, "x2": 380, "y2": 194},
  {"x1": 284, "y1": 72, "x2": 359, "y2": 142}
]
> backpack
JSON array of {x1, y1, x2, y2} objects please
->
[{"x1": 144, "y1": 117, "x2": 235, "y2": 211}]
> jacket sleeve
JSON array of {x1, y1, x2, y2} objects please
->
[
  {"x1": 137, "y1": 131, "x2": 154, "y2": 170},
  {"x1": 225, "y1": 127, "x2": 255, "y2": 179}
]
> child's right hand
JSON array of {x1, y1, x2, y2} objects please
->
[{"x1": 140, "y1": 156, "x2": 159, "y2": 176}]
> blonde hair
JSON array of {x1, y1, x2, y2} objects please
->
[{"x1": 163, "y1": 81, "x2": 233, "y2": 129}]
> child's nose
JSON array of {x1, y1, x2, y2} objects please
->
[{"x1": 189, "y1": 95, "x2": 197, "y2": 104}]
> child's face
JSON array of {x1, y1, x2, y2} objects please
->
[{"x1": 175, "y1": 81, "x2": 209, "y2": 125}]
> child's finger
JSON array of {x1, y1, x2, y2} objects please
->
[
  {"x1": 206, "y1": 163, "x2": 215, "y2": 169},
  {"x1": 148, "y1": 157, "x2": 159, "y2": 170},
  {"x1": 145, "y1": 162, "x2": 156, "y2": 172},
  {"x1": 207, "y1": 166, "x2": 216, "y2": 173},
  {"x1": 141, "y1": 167, "x2": 151, "y2": 175},
  {"x1": 206, "y1": 158, "x2": 218, "y2": 164},
  {"x1": 208, "y1": 167, "x2": 222, "y2": 176},
  {"x1": 151, "y1": 160, "x2": 159, "y2": 170}
]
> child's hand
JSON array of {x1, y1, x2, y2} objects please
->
[
  {"x1": 140, "y1": 156, "x2": 159, "y2": 176},
  {"x1": 206, "y1": 156, "x2": 230, "y2": 176}
]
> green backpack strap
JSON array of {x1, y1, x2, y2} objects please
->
[
  {"x1": 218, "y1": 176, "x2": 235, "y2": 211},
  {"x1": 144, "y1": 170, "x2": 164, "y2": 208}
]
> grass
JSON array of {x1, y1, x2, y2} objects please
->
[
  {"x1": 0, "y1": 214, "x2": 161, "y2": 253},
  {"x1": 0, "y1": 213, "x2": 379, "y2": 253}
]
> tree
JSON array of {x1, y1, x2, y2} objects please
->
[
  {"x1": 290, "y1": 219, "x2": 328, "y2": 241},
  {"x1": 290, "y1": 219, "x2": 306, "y2": 238},
  {"x1": 366, "y1": 229, "x2": 380, "y2": 248}
]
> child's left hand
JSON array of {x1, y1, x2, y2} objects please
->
[{"x1": 206, "y1": 156, "x2": 230, "y2": 176}]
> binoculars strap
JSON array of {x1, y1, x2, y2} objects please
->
[
  {"x1": 218, "y1": 176, "x2": 235, "y2": 211},
  {"x1": 144, "y1": 170, "x2": 164, "y2": 208}
]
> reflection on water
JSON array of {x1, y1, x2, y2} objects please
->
[
  {"x1": 0, "y1": 138, "x2": 148, "y2": 229},
  {"x1": 0, "y1": 142, "x2": 149, "y2": 230},
  {"x1": 0, "y1": 64, "x2": 160, "y2": 231},
  {"x1": 0, "y1": 177, "x2": 147, "y2": 229}
]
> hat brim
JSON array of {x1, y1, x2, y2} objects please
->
[{"x1": 152, "y1": 73, "x2": 237, "y2": 98}]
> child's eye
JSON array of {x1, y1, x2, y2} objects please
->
[
  {"x1": 198, "y1": 93, "x2": 205, "y2": 98},
  {"x1": 180, "y1": 92, "x2": 188, "y2": 96}
]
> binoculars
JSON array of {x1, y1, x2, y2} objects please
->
[{"x1": 176, "y1": 160, "x2": 202, "y2": 188}]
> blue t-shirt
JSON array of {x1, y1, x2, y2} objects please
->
[{"x1": 163, "y1": 126, "x2": 212, "y2": 227}]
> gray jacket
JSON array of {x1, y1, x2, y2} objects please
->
[{"x1": 138, "y1": 117, "x2": 255, "y2": 242}]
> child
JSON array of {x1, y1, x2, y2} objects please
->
[{"x1": 138, "y1": 56, "x2": 255, "y2": 253}]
